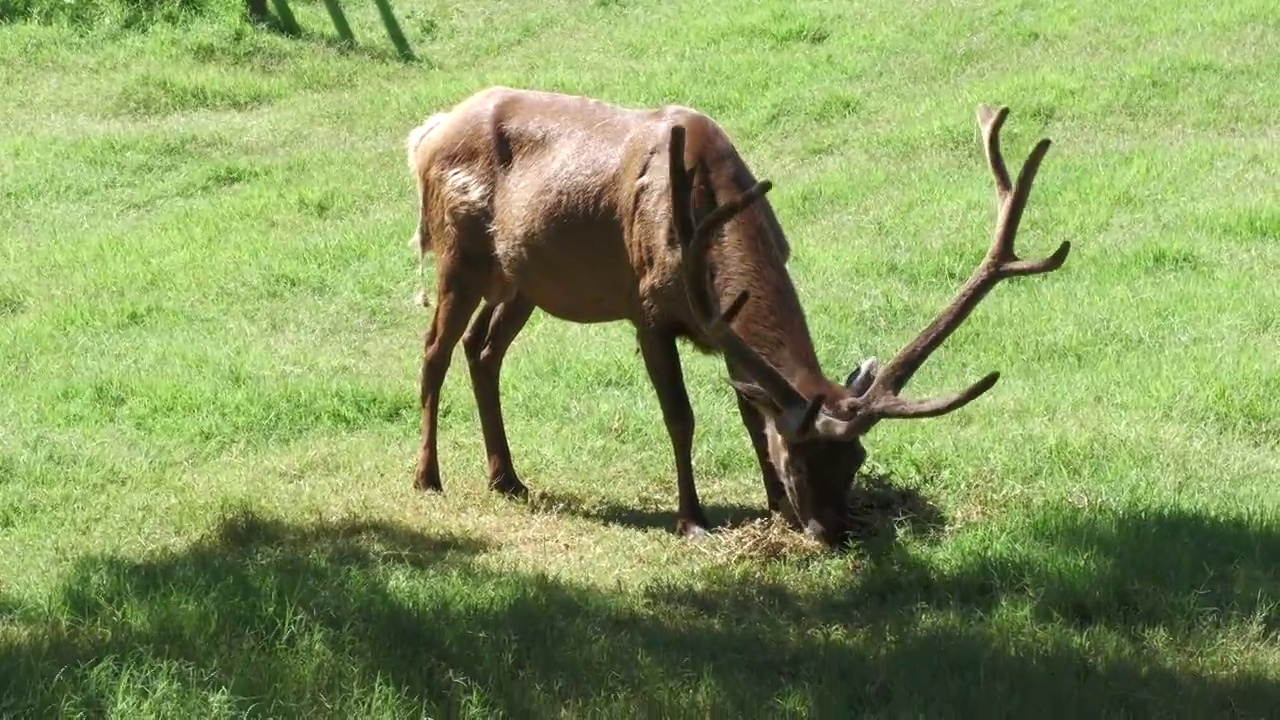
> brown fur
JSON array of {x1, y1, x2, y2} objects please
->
[{"x1": 404, "y1": 88, "x2": 1067, "y2": 548}]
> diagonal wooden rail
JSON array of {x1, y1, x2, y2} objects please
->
[{"x1": 246, "y1": 0, "x2": 414, "y2": 61}]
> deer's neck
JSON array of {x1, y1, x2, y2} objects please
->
[{"x1": 712, "y1": 227, "x2": 831, "y2": 399}]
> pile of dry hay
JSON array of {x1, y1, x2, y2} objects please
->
[
  {"x1": 696, "y1": 470, "x2": 946, "y2": 563},
  {"x1": 696, "y1": 516, "x2": 828, "y2": 562}
]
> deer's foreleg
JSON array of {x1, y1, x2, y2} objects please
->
[
  {"x1": 637, "y1": 329, "x2": 710, "y2": 537},
  {"x1": 730, "y1": 381, "x2": 801, "y2": 529}
]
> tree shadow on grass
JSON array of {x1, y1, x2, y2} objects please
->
[
  {"x1": 928, "y1": 503, "x2": 1280, "y2": 637},
  {"x1": 651, "y1": 502, "x2": 1280, "y2": 713},
  {"x1": 0, "y1": 592, "x2": 18, "y2": 621},
  {"x1": 1, "y1": 504, "x2": 1277, "y2": 717}
]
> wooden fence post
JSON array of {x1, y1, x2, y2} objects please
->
[
  {"x1": 246, "y1": 0, "x2": 414, "y2": 60},
  {"x1": 372, "y1": 0, "x2": 414, "y2": 60},
  {"x1": 320, "y1": 0, "x2": 357, "y2": 44},
  {"x1": 269, "y1": 0, "x2": 302, "y2": 35}
]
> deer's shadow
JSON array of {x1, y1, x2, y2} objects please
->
[
  {"x1": 845, "y1": 468, "x2": 948, "y2": 552},
  {"x1": 525, "y1": 466, "x2": 947, "y2": 553},
  {"x1": 527, "y1": 489, "x2": 765, "y2": 533}
]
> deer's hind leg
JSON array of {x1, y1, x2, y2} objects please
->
[{"x1": 463, "y1": 292, "x2": 535, "y2": 497}]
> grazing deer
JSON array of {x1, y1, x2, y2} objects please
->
[{"x1": 405, "y1": 87, "x2": 1068, "y2": 547}]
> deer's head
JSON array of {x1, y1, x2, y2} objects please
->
[{"x1": 668, "y1": 105, "x2": 1070, "y2": 548}]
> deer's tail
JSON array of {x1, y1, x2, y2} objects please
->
[{"x1": 406, "y1": 112, "x2": 450, "y2": 308}]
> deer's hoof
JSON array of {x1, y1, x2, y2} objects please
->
[
  {"x1": 490, "y1": 474, "x2": 528, "y2": 499},
  {"x1": 413, "y1": 468, "x2": 443, "y2": 493},
  {"x1": 770, "y1": 501, "x2": 803, "y2": 530},
  {"x1": 676, "y1": 519, "x2": 711, "y2": 540}
]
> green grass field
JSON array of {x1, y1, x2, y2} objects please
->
[{"x1": 2, "y1": 0, "x2": 1278, "y2": 716}]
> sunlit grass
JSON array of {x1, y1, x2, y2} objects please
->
[{"x1": 1, "y1": 0, "x2": 1278, "y2": 716}]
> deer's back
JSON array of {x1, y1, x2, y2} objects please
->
[{"x1": 419, "y1": 87, "x2": 711, "y2": 325}]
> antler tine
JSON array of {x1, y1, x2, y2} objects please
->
[
  {"x1": 667, "y1": 125, "x2": 811, "y2": 416},
  {"x1": 995, "y1": 138, "x2": 1071, "y2": 275},
  {"x1": 977, "y1": 104, "x2": 1012, "y2": 197},
  {"x1": 981, "y1": 105, "x2": 1071, "y2": 273},
  {"x1": 818, "y1": 104, "x2": 1069, "y2": 438},
  {"x1": 870, "y1": 371, "x2": 1000, "y2": 419}
]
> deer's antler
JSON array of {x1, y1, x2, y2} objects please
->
[
  {"x1": 669, "y1": 105, "x2": 1068, "y2": 442},
  {"x1": 814, "y1": 103, "x2": 1071, "y2": 437},
  {"x1": 668, "y1": 125, "x2": 826, "y2": 435}
]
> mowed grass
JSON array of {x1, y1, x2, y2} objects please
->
[{"x1": 1, "y1": 0, "x2": 1278, "y2": 715}]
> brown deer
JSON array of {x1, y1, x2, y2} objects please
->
[{"x1": 404, "y1": 87, "x2": 1068, "y2": 547}]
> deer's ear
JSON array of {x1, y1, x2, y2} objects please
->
[
  {"x1": 844, "y1": 356, "x2": 880, "y2": 395},
  {"x1": 728, "y1": 380, "x2": 781, "y2": 415}
]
